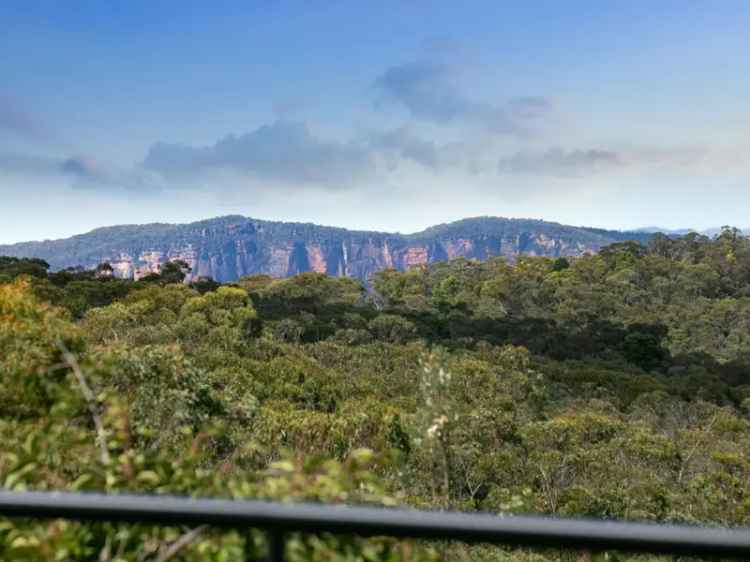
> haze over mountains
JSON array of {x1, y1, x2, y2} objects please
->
[
  {"x1": 635, "y1": 226, "x2": 750, "y2": 236},
  {"x1": 0, "y1": 215, "x2": 662, "y2": 283}
]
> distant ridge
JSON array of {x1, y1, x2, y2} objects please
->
[
  {"x1": 635, "y1": 226, "x2": 750, "y2": 236},
  {"x1": 0, "y1": 215, "x2": 656, "y2": 283}
]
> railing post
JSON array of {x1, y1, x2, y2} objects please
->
[
  {"x1": 267, "y1": 529, "x2": 286, "y2": 562},
  {"x1": 244, "y1": 529, "x2": 285, "y2": 562},
  {"x1": 244, "y1": 531, "x2": 254, "y2": 562}
]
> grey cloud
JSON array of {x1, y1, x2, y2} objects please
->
[
  {"x1": 143, "y1": 121, "x2": 375, "y2": 186},
  {"x1": 61, "y1": 155, "x2": 158, "y2": 191},
  {"x1": 0, "y1": 152, "x2": 119, "y2": 182},
  {"x1": 0, "y1": 151, "x2": 156, "y2": 192},
  {"x1": 374, "y1": 63, "x2": 478, "y2": 123},
  {"x1": 60, "y1": 156, "x2": 104, "y2": 180},
  {"x1": 366, "y1": 128, "x2": 440, "y2": 169},
  {"x1": 498, "y1": 148, "x2": 623, "y2": 177},
  {"x1": 364, "y1": 127, "x2": 487, "y2": 174},
  {"x1": 374, "y1": 62, "x2": 551, "y2": 135}
]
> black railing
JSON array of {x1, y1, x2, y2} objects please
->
[{"x1": 1, "y1": 490, "x2": 750, "y2": 560}]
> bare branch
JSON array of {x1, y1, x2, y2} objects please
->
[
  {"x1": 152, "y1": 525, "x2": 208, "y2": 562},
  {"x1": 57, "y1": 341, "x2": 111, "y2": 466},
  {"x1": 677, "y1": 414, "x2": 718, "y2": 484}
]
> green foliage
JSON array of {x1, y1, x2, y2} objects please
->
[
  {"x1": 141, "y1": 259, "x2": 192, "y2": 285},
  {"x1": 368, "y1": 314, "x2": 417, "y2": 344},
  {"x1": 0, "y1": 280, "x2": 83, "y2": 418},
  {"x1": 0, "y1": 256, "x2": 49, "y2": 281},
  {"x1": 3, "y1": 230, "x2": 750, "y2": 560}
]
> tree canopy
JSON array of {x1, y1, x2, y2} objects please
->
[{"x1": 2, "y1": 231, "x2": 750, "y2": 560}]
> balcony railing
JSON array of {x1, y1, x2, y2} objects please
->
[{"x1": 1, "y1": 490, "x2": 750, "y2": 560}]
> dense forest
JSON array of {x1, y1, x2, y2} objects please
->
[{"x1": 2, "y1": 228, "x2": 750, "y2": 561}]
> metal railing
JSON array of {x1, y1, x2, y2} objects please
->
[{"x1": 1, "y1": 490, "x2": 750, "y2": 560}]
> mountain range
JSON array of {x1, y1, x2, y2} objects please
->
[
  {"x1": 0, "y1": 216, "x2": 665, "y2": 283},
  {"x1": 634, "y1": 226, "x2": 750, "y2": 237}
]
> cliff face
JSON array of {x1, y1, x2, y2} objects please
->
[{"x1": 0, "y1": 216, "x2": 652, "y2": 283}]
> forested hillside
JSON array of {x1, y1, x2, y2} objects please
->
[
  {"x1": 2, "y1": 228, "x2": 750, "y2": 561},
  {"x1": 0, "y1": 215, "x2": 653, "y2": 283}
]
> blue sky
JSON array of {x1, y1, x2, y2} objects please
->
[{"x1": 1, "y1": 1, "x2": 749, "y2": 243}]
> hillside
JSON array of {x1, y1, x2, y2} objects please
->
[{"x1": 0, "y1": 216, "x2": 653, "y2": 282}]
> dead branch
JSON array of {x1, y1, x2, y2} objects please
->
[{"x1": 57, "y1": 341, "x2": 111, "y2": 466}]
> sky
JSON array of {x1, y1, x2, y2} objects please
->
[{"x1": 1, "y1": 0, "x2": 749, "y2": 244}]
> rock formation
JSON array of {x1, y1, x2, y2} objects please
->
[{"x1": 0, "y1": 216, "x2": 653, "y2": 283}]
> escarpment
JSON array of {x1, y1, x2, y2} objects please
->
[{"x1": 0, "y1": 216, "x2": 652, "y2": 283}]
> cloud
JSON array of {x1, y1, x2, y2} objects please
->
[
  {"x1": 497, "y1": 148, "x2": 624, "y2": 177},
  {"x1": 143, "y1": 121, "x2": 376, "y2": 187},
  {"x1": 366, "y1": 128, "x2": 440, "y2": 169},
  {"x1": 0, "y1": 152, "x2": 121, "y2": 184},
  {"x1": 364, "y1": 127, "x2": 489, "y2": 174},
  {"x1": 61, "y1": 155, "x2": 159, "y2": 191},
  {"x1": 0, "y1": 150, "x2": 157, "y2": 194},
  {"x1": 0, "y1": 93, "x2": 50, "y2": 142},
  {"x1": 60, "y1": 156, "x2": 103, "y2": 179},
  {"x1": 374, "y1": 63, "x2": 476, "y2": 123},
  {"x1": 373, "y1": 62, "x2": 551, "y2": 135}
]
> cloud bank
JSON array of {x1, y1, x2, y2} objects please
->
[
  {"x1": 497, "y1": 148, "x2": 624, "y2": 177},
  {"x1": 143, "y1": 121, "x2": 376, "y2": 187},
  {"x1": 0, "y1": 62, "x2": 737, "y2": 208},
  {"x1": 374, "y1": 62, "x2": 551, "y2": 135}
]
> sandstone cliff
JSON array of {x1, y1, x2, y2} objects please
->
[{"x1": 0, "y1": 216, "x2": 652, "y2": 283}]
